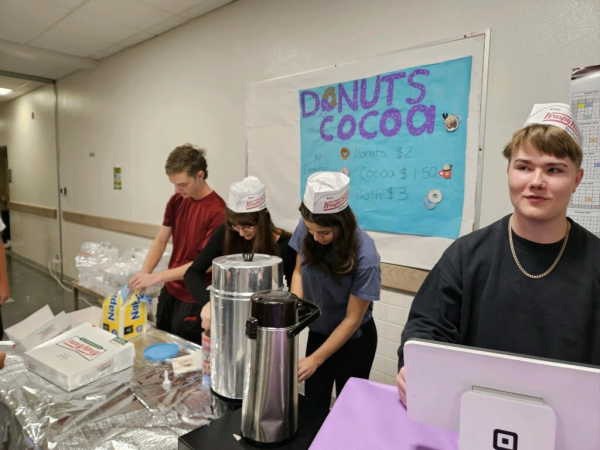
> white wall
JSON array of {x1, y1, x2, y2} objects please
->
[
  {"x1": 56, "y1": 0, "x2": 600, "y2": 256},
  {"x1": 5, "y1": 0, "x2": 597, "y2": 385},
  {"x1": 0, "y1": 84, "x2": 61, "y2": 267}
]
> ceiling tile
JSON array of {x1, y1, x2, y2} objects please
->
[
  {"x1": 0, "y1": 80, "x2": 44, "y2": 105},
  {"x1": 116, "y1": 32, "x2": 155, "y2": 48},
  {"x1": 145, "y1": 15, "x2": 187, "y2": 36},
  {"x1": 45, "y1": 0, "x2": 88, "y2": 9},
  {"x1": 50, "y1": 11, "x2": 140, "y2": 45},
  {"x1": 136, "y1": 0, "x2": 202, "y2": 15},
  {"x1": 180, "y1": 0, "x2": 232, "y2": 19},
  {"x1": 43, "y1": 65, "x2": 80, "y2": 79},
  {"x1": 0, "y1": 0, "x2": 71, "y2": 44},
  {"x1": 0, "y1": 53, "x2": 64, "y2": 78},
  {"x1": 77, "y1": 0, "x2": 173, "y2": 31},
  {"x1": 31, "y1": 28, "x2": 109, "y2": 58},
  {"x1": 0, "y1": 75, "x2": 33, "y2": 90},
  {"x1": 90, "y1": 44, "x2": 126, "y2": 60}
]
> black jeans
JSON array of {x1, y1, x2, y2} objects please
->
[
  {"x1": 305, "y1": 318, "x2": 377, "y2": 410},
  {"x1": 156, "y1": 287, "x2": 203, "y2": 345}
]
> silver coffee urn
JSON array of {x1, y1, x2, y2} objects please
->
[
  {"x1": 241, "y1": 290, "x2": 320, "y2": 446},
  {"x1": 211, "y1": 254, "x2": 284, "y2": 401}
]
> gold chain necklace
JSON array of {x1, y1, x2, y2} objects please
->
[{"x1": 508, "y1": 216, "x2": 570, "y2": 279}]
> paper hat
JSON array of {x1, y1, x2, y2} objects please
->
[
  {"x1": 303, "y1": 172, "x2": 350, "y2": 214},
  {"x1": 524, "y1": 103, "x2": 582, "y2": 147},
  {"x1": 227, "y1": 176, "x2": 266, "y2": 213}
]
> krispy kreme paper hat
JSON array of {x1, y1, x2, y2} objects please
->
[
  {"x1": 524, "y1": 103, "x2": 582, "y2": 147},
  {"x1": 303, "y1": 172, "x2": 350, "y2": 214},
  {"x1": 227, "y1": 176, "x2": 266, "y2": 213}
]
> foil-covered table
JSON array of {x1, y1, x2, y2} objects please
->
[{"x1": 0, "y1": 326, "x2": 234, "y2": 450}]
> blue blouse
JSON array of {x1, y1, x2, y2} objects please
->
[{"x1": 290, "y1": 218, "x2": 381, "y2": 339}]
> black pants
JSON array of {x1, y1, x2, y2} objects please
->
[
  {"x1": 156, "y1": 287, "x2": 203, "y2": 345},
  {"x1": 305, "y1": 318, "x2": 377, "y2": 410}
]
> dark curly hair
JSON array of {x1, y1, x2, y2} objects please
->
[
  {"x1": 165, "y1": 144, "x2": 208, "y2": 179},
  {"x1": 299, "y1": 202, "x2": 358, "y2": 283}
]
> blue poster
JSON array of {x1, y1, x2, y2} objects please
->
[{"x1": 299, "y1": 56, "x2": 472, "y2": 239}]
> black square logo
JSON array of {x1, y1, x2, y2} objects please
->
[{"x1": 493, "y1": 429, "x2": 518, "y2": 450}]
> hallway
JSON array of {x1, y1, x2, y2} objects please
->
[{"x1": 1, "y1": 253, "x2": 82, "y2": 334}]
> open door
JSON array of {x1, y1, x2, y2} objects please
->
[{"x1": 0, "y1": 146, "x2": 9, "y2": 247}]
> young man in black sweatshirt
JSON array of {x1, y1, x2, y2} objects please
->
[{"x1": 396, "y1": 104, "x2": 599, "y2": 406}]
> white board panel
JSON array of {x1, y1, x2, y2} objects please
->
[{"x1": 246, "y1": 33, "x2": 488, "y2": 270}]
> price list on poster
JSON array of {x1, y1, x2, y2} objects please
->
[{"x1": 568, "y1": 65, "x2": 600, "y2": 237}]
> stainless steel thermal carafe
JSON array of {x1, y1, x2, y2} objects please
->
[
  {"x1": 241, "y1": 290, "x2": 320, "y2": 446},
  {"x1": 210, "y1": 254, "x2": 283, "y2": 400}
]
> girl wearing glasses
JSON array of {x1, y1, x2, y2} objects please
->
[
  {"x1": 184, "y1": 176, "x2": 296, "y2": 330},
  {"x1": 289, "y1": 172, "x2": 381, "y2": 409}
]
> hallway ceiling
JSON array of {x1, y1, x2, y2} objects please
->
[
  {"x1": 0, "y1": 0, "x2": 234, "y2": 102},
  {"x1": 0, "y1": 75, "x2": 44, "y2": 104}
]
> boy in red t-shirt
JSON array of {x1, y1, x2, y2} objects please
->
[{"x1": 129, "y1": 144, "x2": 225, "y2": 344}]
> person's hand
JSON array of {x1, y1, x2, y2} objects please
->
[
  {"x1": 396, "y1": 366, "x2": 407, "y2": 407},
  {"x1": 128, "y1": 273, "x2": 160, "y2": 290},
  {"x1": 200, "y1": 302, "x2": 211, "y2": 331},
  {"x1": 298, "y1": 356, "x2": 320, "y2": 383},
  {"x1": 0, "y1": 283, "x2": 9, "y2": 306},
  {"x1": 0, "y1": 351, "x2": 5, "y2": 370}
]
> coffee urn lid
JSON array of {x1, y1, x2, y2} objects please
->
[{"x1": 250, "y1": 290, "x2": 298, "y2": 329}]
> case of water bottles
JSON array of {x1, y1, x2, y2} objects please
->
[{"x1": 75, "y1": 242, "x2": 170, "y2": 297}]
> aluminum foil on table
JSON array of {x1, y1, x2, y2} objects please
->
[{"x1": 0, "y1": 326, "x2": 231, "y2": 450}]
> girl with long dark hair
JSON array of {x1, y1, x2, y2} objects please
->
[
  {"x1": 184, "y1": 176, "x2": 296, "y2": 330},
  {"x1": 289, "y1": 172, "x2": 381, "y2": 409}
]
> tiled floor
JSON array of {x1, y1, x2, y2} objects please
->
[{"x1": 1, "y1": 253, "x2": 86, "y2": 334}]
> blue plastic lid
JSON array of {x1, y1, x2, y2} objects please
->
[{"x1": 143, "y1": 343, "x2": 179, "y2": 361}]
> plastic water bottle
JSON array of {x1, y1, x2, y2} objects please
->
[{"x1": 202, "y1": 331, "x2": 211, "y2": 388}]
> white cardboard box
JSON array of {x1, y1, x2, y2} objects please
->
[
  {"x1": 5, "y1": 305, "x2": 70, "y2": 351},
  {"x1": 24, "y1": 322, "x2": 135, "y2": 391},
  {"x1": 66, "y1": 306, "x2": 103, "y2": 328}
]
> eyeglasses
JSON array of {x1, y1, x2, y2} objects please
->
[{"x1": 226, "y1": 224, "x2": 256, "y2": 232}]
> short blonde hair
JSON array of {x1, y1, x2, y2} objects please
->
[{"x1": 503, "y1": 124, "x2": 582, "y2": 169}]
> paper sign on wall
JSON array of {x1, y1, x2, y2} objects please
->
[
  {"x1": 299, "y1": 56, "x2": 472, "y2": 239},
  {"x1": 113, "y1": 167, "x2": 122, "y2": 190}
]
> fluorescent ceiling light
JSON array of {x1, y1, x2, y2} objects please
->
[{"x1": 0, "y1": 88, "x2": 12, "y2": 96}]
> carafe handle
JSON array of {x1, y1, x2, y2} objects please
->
[
  {"x1": 246, "y1": 317, "x2": 258, "y2": 340},
  {"x1": 287, "y1": 298, "x2": 320, "y2": 338}
]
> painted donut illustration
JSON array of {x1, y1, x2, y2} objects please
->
[
  {"x1": 428, "y1": 189, "x2": 443, "y2": 204},
  {"x1": 340, "y1": 147, "x2": 350, "y2": 159}
]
